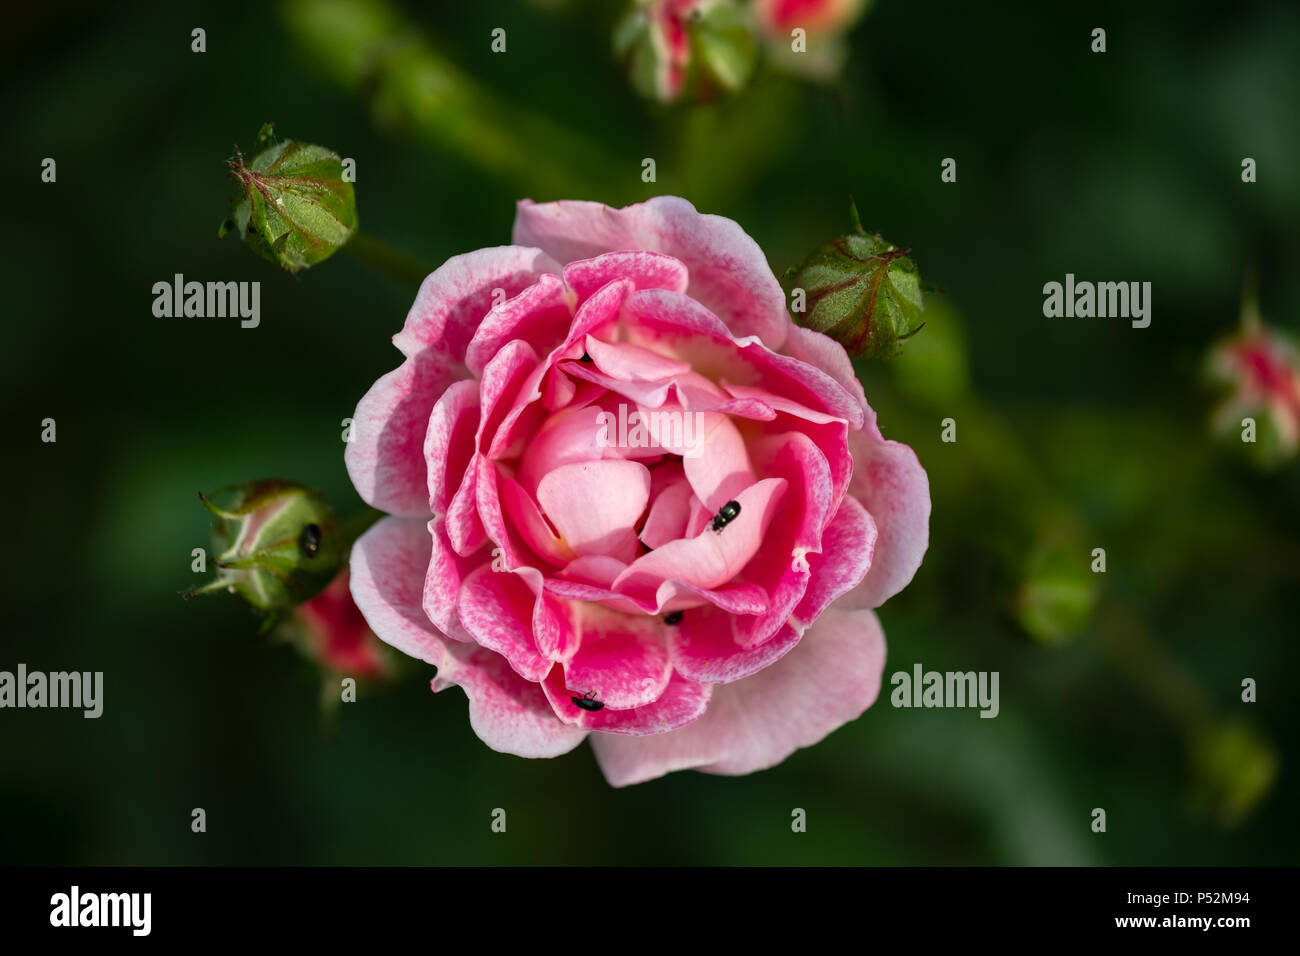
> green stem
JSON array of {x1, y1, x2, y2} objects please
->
[
  {"x1": 344, "y1": 231, "x2": 430, "y2": 287},
  {"x1": 1092, "y1": 601, "x2": 1214, "y2": 736}
]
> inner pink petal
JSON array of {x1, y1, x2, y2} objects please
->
[
  {"x1": 585, "y1": 335, "x2": 692, "y2": 382},
  {"x1": 537, "y1": 460, "x2": 652, "y2": 562},
  {"x1": 681, "y1": 412, "x2": 757, "y2": 511},
  {"x1": 560, "y1": 554, "x2": 628, "y2": 589},
  {"x1": 611, "y1": 477, "x2": 788, "y2": 595},
  {"x1": 640, "y1": 478, "x2": 693, "y2": 549},
  {"x1": 517, "y1": 405, "x2": 609, "y2": 494},
  {"x1": 499, "y1": 476, "x2": 576, "y2": 567}
]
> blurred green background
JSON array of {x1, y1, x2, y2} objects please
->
[{"x1": 2, "y1": 0, "x2": 1297, "y2": 865}]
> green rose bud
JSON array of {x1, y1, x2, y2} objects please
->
[
  {"x1": 219, "y1": 124, "x2": 358, "y2": 274},
  {"x1": 185, "y1": 480, "x2": 345, "y2": 613},
  {"x1": 1014, "y1": 545, "x2": 1099, "y2": 646},
  {"x1": 789, "y1": 199, "x2": 925, "y2": 358},
  {"x1": 614, "y1": 0, "x2": 757, "y2": 104},
  {"x1": 1189, "y1": 719, "x2": 1278, "y2": 827}
]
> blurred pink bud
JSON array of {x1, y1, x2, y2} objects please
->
[
  {"x1": 292, "y1": 568, "x2": 391, "y2": 680},
  {"x1": 754, "y1": 0, "x2": 869, "y2": 37},
  {"x1": 1206, "y1": 314, "x2": 1300, "y2": 467}
]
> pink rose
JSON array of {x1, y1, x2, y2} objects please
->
[{"x1": 345, "y1": 197, "x2": 929, "y2": 786}]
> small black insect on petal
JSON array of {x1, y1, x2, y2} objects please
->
[
  {"x1": 663, "y1": 611, "x2": 683, "y2": 626},
  {"x1": 299, "y1": 523, "x2": 322, "y2": 558},
  {"x1": 710, "y1": 500, "x2": 741, "y2": 533},
  {"x1": 571, "y1": 691, "x2": 604, "y2": 712}
]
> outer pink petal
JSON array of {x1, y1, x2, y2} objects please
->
[
  {"x1": 444, "y1": 454, "x2": 486, "y2": 556},
  {"x1": 424, "y1": 379, "x2": 479, "y2": 516},
  {"x1": 392, "y1": 246, "x2": 561, "y2": 362},
  {"x1": 457, "y1": 565, "x2": 552, "y2": 681},
  {"x1": 562, "y1": 250, "x2": 690, "y2": 302},
  {"x1": 345, "y1": 351, "x2": 464, "y2": 517},
  {"x1": 843, "y1": 431, "x2": 931, "y2": 608},
  {"x1": 349, "y1": 516, "x2": 454, "y2": 666},
  {"x1": 423, "y1": 517, "x2": 479, "y2": 642},
  {"x1": 622, "y1": 289, "x2": 863, "y2": 429},
  {"x1": 729, "y1": 432, "x2": 833, "y2": 648},
  {"x1": 781, "y1": 325, "x2": 870, "y2": 418},
  {"x1": 792, "y1": 494, "x2": 878, "y2": 626},
  {"x1": 670, "y1": 613, "x2": 803, "y2": 684},
  {"x1": 559, "y1": 606, "x2": 671, "y2": 709},
  {"x1": 514, "y1": 197, "x2": 791, "y2": 350},
  {"x1": 445, "y1": 649, "x2": 588, "y2": 759},
  {"x1": 543, "y1": 668, "x2": 711, "y2": 735},
  {"x1": 464, "y1": 273, "x2": 573, "y2": 377},
  {"x1": 591, "y1": 606, "x2": 887, "y2": 786}
]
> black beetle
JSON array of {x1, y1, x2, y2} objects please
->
[
  {"x1": 571, "y1": 690, "x2": 604, "y2": 712},
  {"x1": 299, "y1": 523, "x2": 322, "y2": 558},
  {"x1": 711, "y1": 500, "x2": 741, "y2": 533}
]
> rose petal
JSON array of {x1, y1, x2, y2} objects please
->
[
  {"x1": 781, "y1": 325, "x2": 870, "y2": 418},
  {"x1": 514, "y1": 197, "x2": 789, "y2": 350},
  {"x1": 457, "y1": 565, "x2": 552, "y2": 681},
  {"x1": 792, "y1": 494, "x2": 878, "y2": 626},
  {"x1": 612, "y1": 477, "x2": 787, "y2": 595},
  {"x1": 670, "y1": 613, "x2": 803, "y2": 684},
  {"x1": 349, "y1": 516, "x2": 455, "y2": 666},
  {"x1": 842, "y1": 432, "x2": 931, "y2": 608},
  {"x1": 543, "y1": 667, "x2": 711, "y2": 735},
  {"x1": 537, "y1": 460, "x2": 651, "y2": 562},
  {"x1": 445, "y1": 649, "x2": 588, "y2": 759},
  {"x1": 562, "y1": 250, "x2": 691, "y2": 302},
  {"x1": 465, "y1": 273, "x2": 574, "y2": 377},
  {"x1": 640, "y1": 478, "x2": 693, "y2": 549},
  {"x1": 558, "y1": 606, "x2": 671, "y2": 709},
  {"x1": 591, "y1": 606, "x2": 886, "y2": 785},
  {"x1": 394, "y1": 246, "x2": 561, "y2": 362},
  {"x1": 424, "y1": 379, "x2": 479, "y2": 515},
  {"x1": 423, "y1": 516, "x2": 479, "y2": 642},
  {"x1": 498, "y1": 475, "x2": 576, "y2": 567},
  {"x1": 345, "y1": 351, "x2": 463, "y2": 516}
]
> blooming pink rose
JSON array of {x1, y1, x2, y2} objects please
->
[{"x1": 345, "y1": 197, "x2": 929, "y2": 786}]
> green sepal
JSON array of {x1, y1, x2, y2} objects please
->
[
  {"x1": 222, "y1": 127, "x2": 358, "y2": 274},
  {"x1": 789, "y1": 199, "x2": 926, "y2": 359}
]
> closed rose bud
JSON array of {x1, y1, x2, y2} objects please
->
[
  {"x1": 187, "y1": 480, "x2": 344, "y2": 612},
  {"x1": 1189, "y1": 720, "x2": 1278, "y2": 827},
  {"x1": 614, "y1": 0, "x2": 756, "y2": 103},
  {"x1": 789, "y1": 200, "x2": 924, "y2": 359},
  {"x1": 219, "y1": 125, "x2": 358, "y2": 274}
]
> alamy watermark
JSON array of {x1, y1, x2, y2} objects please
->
[
  {"x1": 596, "y1": 404, "x2": 706, "y2": 458},
  {"x1": 1042, "y1": 274, "x2": 1151, "y2": 328},
  {"x1": 152, "y1": 273, "x2": 260, "y2": 328},
  {"x1": 890, "y1": 663, "x2": 999, "y2": 718},
  {"x1": 50, "y1": 886, "x2": 150, "y2": 936},
  {"x1": 0, "y1": 664, "x2": 103, "y2": 718}
]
